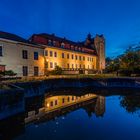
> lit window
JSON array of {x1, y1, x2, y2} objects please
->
[
  {"x1": 50, "y1": 51, "x2": 53, "y2": 57},
  {"x1": 62, "y1": 53, "x2": 65, "y2": 58},
  {"x1": 0, "y1": 46, "x2": 3, "y2": 56},
  {"x1": 34, "y1": 52, "x2": 38, "y2": 60},
  {"x1": 22, "y1": 50, "x2": 28, "y2": 59}
]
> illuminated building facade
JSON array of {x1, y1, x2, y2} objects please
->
[
  {"x1": 30, "y1": 33, "x2": 105, "y2": 74},
  {"x1": 0, "y1": 31, "x2": 105, "y2": 76}
]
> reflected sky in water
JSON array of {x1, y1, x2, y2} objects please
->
[{"x1": 0, "y1": 89, "x2": 140, "y2": 140}]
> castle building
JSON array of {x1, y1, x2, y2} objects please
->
[{"x1": 0, "y1": 31, "x2": 105, "y2": 77}]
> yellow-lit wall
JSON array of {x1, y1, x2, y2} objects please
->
[{"x1": 44, "y1": 46, "x2": 97, "y2": 70}]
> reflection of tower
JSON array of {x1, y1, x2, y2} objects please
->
[
  {"x1": 83, "y1": 99, "x2": 97, "y2": 117},
  {"x1": 95, "y1": 96, "x2": 105, "y2": 117}
]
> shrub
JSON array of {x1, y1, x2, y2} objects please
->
[
  {"x1": 0, "y1": 70, "x2": 17, "y2": 78},
  {"x1": 50, "y1": 66, "x2": 63, "y2": 75},
  {"x1": 119, "y1": 69, "x2": 132, "y2": 76}
]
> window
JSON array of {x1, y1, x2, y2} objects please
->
[
  {"x1": 34, "y1": 66, "x2": 39, "y2": 76},
  {"x1": 53, "y1": 41, "x2": 56, "y2": 46},
  {"x1": 48, "y1": 40, "x2": 52, "y2": 46},
  {"x1": 72, "y1": 96, "x2": 74, "y2": 101},
  {"x1": 67, "y1": 53, "x2": 69, "y2": 59},
  {"x1": 67, "y1": 97, "x2": 70, "y2": 102},
  {"x1": 71, "y1": 54, "x2": 74, "y2": 59},
  {"x1": 50, "y1": 101, "x2": 53, "y2": 107},
  {"x1": 50, "y1": 62, "x2": 53, "y2": 68},
  {"x1": 72, "y1": 64, "x2": 74, "y2": 68},
  {"x1": 23, "y1": 66, "x2": 28, "y2": 76},
  {"x1": 83, "y1": 65, "x2": 85, "y2": 69},
  {"x1": 34, "y1": 52, "x2": 38, "y2": 60},
  {"x1": 75, "y1": 55, "x2": 77, "y2": 60},
  {"x1": 50, "y1": 51, "x2": 53, "y2": 57},
  {"x1": 87, "y1": 57, "x2": 89, "y2": 61},
  {"x1": 55, "y1": 100, "x2": 57, "y2": 105},
  {"x1": 54, "y1": 52, "x2": 57, "y2": 57},
  {"x1": 79, "y1": 56, "x2": 81, "y2": 61},
  {"x1": 62, "y1": 53, "x2": 65, "y2": 58},
  {"x1": 61, "y1": 42, "x2": 65, "y2": 48},
  {"x1": 22, "y1": 50, "x2": 28, "y2": 59},
  {"x1": 83, "y1": 56, "x2": 85, "y2": 61},
  {"x1": 0, "y1": 46, "x2": 3, "y2": 56},
  {"x1": 76, "y1": 64, "x2": 77, "y2": 69},
  {"x1": 62, "y1": 98, "x2": 65, "y2": 103},
  {"x1": 45, "y1": 50, "x2": 48, "y2": 56},
  {"x1": 67, "y1": 63, "x2": 69, "y2": 69},
  {"x1": 80, "y1": 64, "x2": 81, "y2": 68}
]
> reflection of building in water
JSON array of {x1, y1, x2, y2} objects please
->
[
  {"x1": 95, "y1": 96, "x2": 105, "y2": 117},
  {"x1": 45, "y1": 94, "x2": 97, "y2": 112},
  {"x1": 25, "y1": 94, "x2": 105, "y2": 123}
]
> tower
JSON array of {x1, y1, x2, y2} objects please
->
[{"x1": 94, "y1": 34, "x2": 105, "y2": 72}]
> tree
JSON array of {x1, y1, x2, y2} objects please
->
[
  {"x1": 105, "y1": 45, "x2": 140, "y2": 76},
  {"x1": 119, "y1": 48, "x2": 140, "y2": 76}
]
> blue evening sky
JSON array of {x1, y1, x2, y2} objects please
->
[{"x1": 0, "y1": 0, "x2": 140, "y2": 57}]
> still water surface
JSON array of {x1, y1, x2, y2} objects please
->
[{"x1": 0, "y1": 89, "x2": 140, "y2": 140}]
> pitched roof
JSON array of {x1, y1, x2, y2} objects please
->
[
  {"x1": 33, "y1": 33, "x2": 96, "y2": 51},
  {"x1": 35, "y1": 33, "x2": 77, "y2": 45},
  {"x1": 0, "y1": 31, "x2": 29, "y2": 43}
]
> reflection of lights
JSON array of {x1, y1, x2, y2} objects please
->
[
  {"x1": 46, "y1": 59, "x2": 49, "y2": 62},
  {"x1": 47, "y1": 103, "x2": 50, "y2": 107}
]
